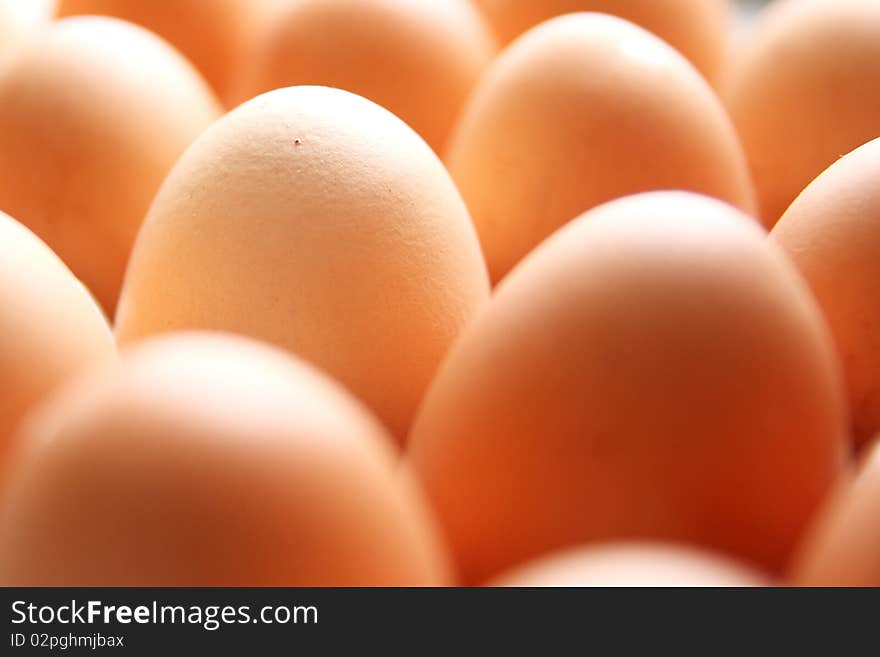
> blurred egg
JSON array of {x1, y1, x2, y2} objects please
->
[
  {"x1": 0, "y1": 333, "x2": 452, "y2": 586},
  {"x1": 473, "y1": 0, "x2": 732, "y2": 84},
  {"x1": 789, "y1": 442, "x2": 880, "y2": 586},
  {"x1": 0, "y1": 211, "x2": 114, "y2": 480},
  {"x1": 492, "y1": 543, "x2": 770, "y2": 587},
  {"x1": 446, "y1": 13, "x2": 755, "y2": 283},
  {"x1": 771, "y1": 137, "x2": 880, "y2": 447},
  {"x1": 0, "y1": 17, "x2": 221, "y2": 314},
  {"x1": 234, "y1": 0, "x2": 496, "y2": 153},
  {"x1": 724, "y1": 0, "x2": 880, "y2": 227},
  {"x1": 57, "y1": 0, "x2": 262, "y2": 105},
  {"x1": 408, "y1": 191, "x2": 846, "y2": 584},
  {"x1": 115, "y1": 86, "x2": 490, "y2": 444}
]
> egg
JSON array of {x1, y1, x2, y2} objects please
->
[
  {"x1": 492, "y1": 543, "x2": 770, "y2": 587},
  {"x1": 233, "y1": 0, "x2": 496, "y2": 153},
  {"x1": 789, "y1": 442, "x2": 880, "y2": 586},
  {"x1": 0, "y1": 332, "x2": 452, "y2": 586},
  {"x1": 0, "y1": 17, "x2": 221, "y2": 314},
  {"x1": 407, "y1": 191, "x2": 846, "y2": 584},
  {"x1": 771, "y1": 138, "x2": 880, "y2": 447},
  {"x1": 0, "y1": 211, "x2": 114, "y2": 481},
  {"x1": 57, "y1": 0, "x2": 263, "y2": 106},
  {"x1": 724, "y1": 0, "x2": 880, "y2": 227},
  {"x1": 115, "y1": 86, "x2": 490, "y2": 444},
  {"x1": 473, "y1": 0, "x2": 732, "y2": 84},
  {"x1": 446, "y1": 13, "x2": 756, "y2": 284}
]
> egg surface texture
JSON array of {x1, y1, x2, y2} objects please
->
[
  {"x1": 115, "y1": 86, "x2": 490, "y2": 444},
  {"x1": 724, "y1": 0, "x2": 880, "y2": 227},
  {"x1": 408, "y1": 191, "x2": 846, "y2": 583},
  {"x1": 0, "y1": 333, "x2": 452, "y2": 586},
  {"x1": 492, "y1": 543, "x2": 769, "y2": 587},
  {"x1": 0, "y1": 17, "x2": 221, "y2": 314},
  {"x1": 473, "y1": 0, "x2": 731, "y2": 84},
  {"x1": 0, "y1": 211, "x2": 114, "y2": 479},
  {"x1": 771, "y1": 138, "x2": 880, "y2": 447},
  {"x1": 446, "y1": 13, "x2": 755, "y2": 284},
  {"x1": 234, "y1": 0, "x2": 496, "y2": 153}
]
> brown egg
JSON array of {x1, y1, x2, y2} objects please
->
[
  {"x1": 0, "y1": 17, "x2": 221, "y2": 314},
  {"x1": 57, "y1": 0, "x2": 262, "y2": 105},
  {"x1": 724, "y1": 0, "x2": 880, "y2": 227},
  {"x1": 492, "y1": 543, "x2": 770, "y2": 587},
  {"x1": 116, "y1": 86, "x2": 490, "y2": 444},
  {"x1": 771, "y1": 138, "x2": 880, "y2": 447},
  {"x1": 0, "y1": 211, "x2": 115, "y2": 481},
  {"x1": 446, "y1": 13, "x2": 756, "y2": 284},
  {"x1": 234, "y1": 0, "x2": 496, "y2": 153},
  {"x1": 473, "y1": 0, "x2": 732, "y2": 84},
  {"x1": 789, "y1": 443, "x2": 880, "y2": 586},
  {"x1": 0, "y1": 332, "x2": 452, "y2": 586},
  {"x1": 408, "y1": 191, "x2": 846, "y2": 584}
]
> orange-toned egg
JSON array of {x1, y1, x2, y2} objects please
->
[
  {"x1": 473, "y1": 0, "x2": 732, "y2": 84},
  {"x1": 0, "y1": 211, "x2": 115, "y2": 480},
  {"x1": 234, "y1": 0, "x2": 496, "y2": 153},
  {"x1": 115, "y1": 86, "x2": 490, "y2": 444},
  {"x1": 0, "y1": 333, "x2": 452, "y2": 586},
  {"x1": 724, "y1": 0, "x2": 880, "y2": 227},
  {"x1": 0, "y1": 17, "x2": 221, "y2": 314},
  {"x1": 789, "y1": 442, "x2": 880, "y2": 586},
  {"x1": 408, "y1": 191, "x2": 846, "y2": 584},
  {"x1": 771, "y1": 138, "x2": 880, "y2": 447},
  {"x1": 57, "y1": 0, "x2": 262, "y2": 105},
  {"x1": 492, "y1": 543, "x2": 770, "y2": 587},
  {"x1": 446, "y1": 13, "x2": 755, "y2": 284}
]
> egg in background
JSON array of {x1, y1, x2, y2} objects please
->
[
  {"x1": 445, "y1": 13, "x2": 756, "y2": 284},
  {"x1": 724, "y1": 0, "x2": 880, "y2": 227},
  {"x1": 492, "y1": 543, "x2": 770, "y2": 587},
  {"x1": 472, "y1": 0, "x2": 733, "y2": 85},
  {"x1": 0, "y1": 211, "x2": 115, "y2": 483},
  {"x1": 0, "y1": 17, "x2": 221, "y2": 314},
  {"x1": 408, "y1": 191, "x2": 846, "y2": 584},
  {"x1": 116, "y1": 86, "x2": 490, "y2": 444},
  {"x1": 771, "y1": 137, "x2": 880, "y2": 448},
  {"x1": 234, "y1": 0, "x2": 496, "y2": 154},
  {"x1": 0, "y1": 333, "x2": 452, "y2": 586}
]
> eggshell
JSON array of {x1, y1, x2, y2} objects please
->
[
  {"x1": 234, "y1": 0, "x2": 496, "y2": 153},
  {"x1": 407, "y1": 191, "x2": 847, "y2": 584},
  {"x1": 115, "y1": 86, "x2": 490, "y2": 444},
  {"x1": 57, "y1": 0, "x2": 262, "y2": 105},
  {"x1": 771, "y1": 138, "x2": 880, "y2": 447},
  {"x1": 724, "y1": 0, "x2": 880, "y2": 227},
  {"x1": 492, "y1": 543, "x2": 770, "y2": 587},
  {"x1": 0, "y1": 211, "x2": 114, "y2": 480},
  {"x1": 789, "y1": 443, "x2": 880, "y2": 586},
  {"x1": 473, "y1": 0, "x2": 732, "y2": 84},
  {"x1": 446, "y1": 13, "x2": 756, "y2": 284},
  {"x1": 0, "y1": 332, "x2": 452, "y2": 586},
  {"x1": 0, "y1": 17, "x2": 221, "y2": 313}
]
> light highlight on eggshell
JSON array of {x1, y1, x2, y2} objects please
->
[
  {"x1": 0, "y1": 333, "x2": 452, "y2": 586},
  {"x1": 115, "y1": 86, "x2": 490, "y2": 444},
  {"x1": 492, "y1": 543, "x2": 770, "y2": 587},
  {"x1": 771, "y1": 137, "x2": 880, "y2": 447},
  {"x1": 473, "y1": 0, "x2": 732, "y2": 84},
  {"x1": 724, "y1": 0, "x2": 880, "y2": 227},
  {"x1": 789, "y1": 443, "x2": 880, "y2": 586},
  {"x1": 0, "y1": 211, "x2": 115, "y2": 481},
  {"x1": 0, "y1": 17, "x2": 221, "y2": 314},
  {"x1": 445, "y1": 13, "x2": 756, "y2": 284},
  {"x1": 408, "y1": 191, "x2": 846, "y2": 584},
  {"x1": 234, "y1": 0, "x2": 496, "y2": 153}
]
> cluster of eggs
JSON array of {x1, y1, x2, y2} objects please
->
[{"x1": 0, "y1": 0, "x2": 878, "y2": 587}]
